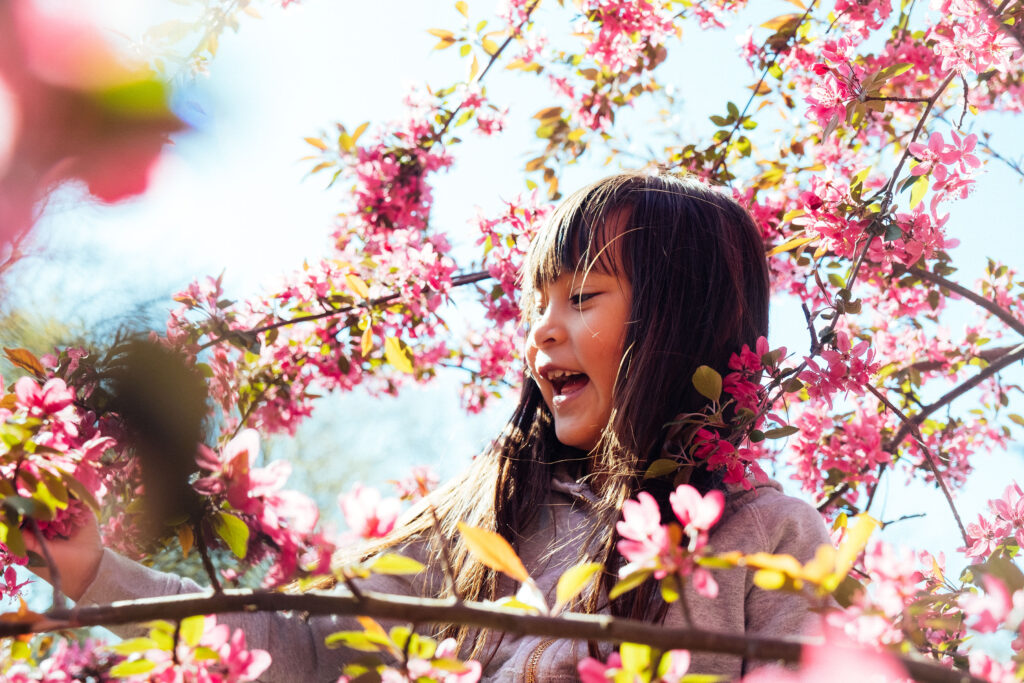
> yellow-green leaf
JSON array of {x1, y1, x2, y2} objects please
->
[
  {"x1": 555, "y1": 562, "x2": 602, "y2": 609},
  {"x1": 767, "y1": 235, "x2": 816, "y2": 256},
  {"x1": 692, "y1": 365, "x2": 722, "y2": 402},
  {"x1": 110, "y1": 659, "x2": 157, "y2": 677},
  {"x1": 644, "y1": 458, "x2": 679, "y2": 479},
  {"x1": 361, "y1": 325, "x2": 373, "y2": 357},
  {"x1": 457, "y1": 522, "x2": 530, "y2": 582},
  {"x1": 107, "y1": 637, "x2": 159, "y2": 655},
  {"x1": 609, "y1": 568, "x2": 651, "y2": 599},
  {"x1": 345, "y1": 274, "x2": 370, "y2": 299},
  {"x1": 384, "y1": 337, "x2": 414, "y2": 374},
  {"x1": 214, "y1": 511, "x2": 250, "y2": 559},
  {"x1": 325, "y1": 629, "x2": 392, "y2": 651},
  {"x1": 753, "y1": 568, "x2": 787, "y2": 590},
  {"x1": 835, "y1": 514, "x2": 880, "y2": 580},
  {"x1": 455, "y1": 0, "x2": 468, "y2": 17},
  {"x1": 180, "y1": 614, "x2": 205, "y2": 647},
  {"x1": 428, "y1": 28, "x2": 456, "y2": 40},
  {"x1": 909, "y1": 174, "x2": 929, "y2": 210},
  {"x1": 369, "y1": 553, "x2": 426, "y2": 575}
]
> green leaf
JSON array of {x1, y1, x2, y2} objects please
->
[
  {"x1": 110, "y1": 659, "x2": 157, "y2": 677},
  {"x1": 876, "y1": 62, "x2": 914, "y2": 83},
  {"x1": 555, "y1": 562, "x2": 602, "y2": 609},
  {"x1": 692, "y1": 365, "x2": 722, "y2": 402},
  {"x1": 214, "y1": 511, "x2": 250, "y2": 559},
  {"x1": 762, "y1": 425, "x2": 799, "y2": 439},
  {"x1": 644, "y1": 458, "x2": 679, "y2": 479},
  {"x1": 1010, "y1": 414, "x2": 1024, "y2": 427},
  {"x1": 609, "y1": 568, "x2": 652, "y2": 599},
  {"x1": 368, "y1": 553, "x2": 426, "y2": 575}
]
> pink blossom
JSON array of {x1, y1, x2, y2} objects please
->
[
  {"x1": 338, "y1": 484, "x2": 401, "y2": 539},
  {"x1": 669, "y1": 484, "x2": 725, "y2": 549},
  {"x1": 616, "y1": 491, "x2": 675, "y2": 578},
  {"x1": 963, "y1": 514, "x2": 1011, "y2": 560},
  {"x1": 393, "y1": 465, "x2": 440, "y2": 501},
  {"x1": 960, "y1": 575, "x2": 1013, "y2": 634}
]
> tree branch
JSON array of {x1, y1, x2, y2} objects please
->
[
  {"x1": 909, "y1": 267, "x2": 1024, "y2": 337},
  {"x1": 818, "y1": 344, "x2": 1024, "y2": 511},
  {"x1": 3, "y1": 589, "x2": 983, "y2": 683},
  {"x1": 867, "y1": 384, "x2": 968, "y2": 545},
  {"x1": 197, "y1": 270, "x2": 491, "y2": 352}
]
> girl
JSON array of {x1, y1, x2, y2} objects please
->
[{"x1": 42, "y1": 171, "x2": 830, "y2": 681}]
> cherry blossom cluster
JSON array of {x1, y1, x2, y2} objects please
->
[
  {"x1": 194, "y1": 430, "x2": 330, "y2": 586},
  {"x1": 113, "y1": 617, "x2": 270, "y2": 683},
  {"x1": 457, "y1": 192, "x2": 551, "y2": 411},
  {"x1": 0, "y1": 371, "x2": 116, "y2": 560},
  {"x1": 964, "y1": 482, "x2": 1024, "y2": 561},
  {"x1": 572, "y1": 0, "x2": 675, "y2": 74},
  {"x1": 616, "y1": 485, "x2": 725, "y2": 598}
]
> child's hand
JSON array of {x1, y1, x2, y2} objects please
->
[{"x1": 24, "y1": 511, "x2": 104, "y2": 602}]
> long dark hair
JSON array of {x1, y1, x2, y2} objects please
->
[{"x1": 330, "y1": 171, "x2": 770, "y2": 654}]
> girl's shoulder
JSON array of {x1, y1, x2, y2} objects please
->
[{"x1": 716, "y1": 478, "x2": 830, "y2": 560}]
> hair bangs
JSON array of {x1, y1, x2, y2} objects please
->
[{"x1": 521, "y1": 185, "x2": 632, "y2": 320}]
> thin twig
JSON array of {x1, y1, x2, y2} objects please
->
[
  {"x1": 863, "y1": 96, "x2": 932, "y2": 103},
  {"x1": 817, "y1": 344, "x2": 1024, "y2": 511},
  {"x1": 193, "y1": 521, "x2": 223, "y2": 594},
  {"x1": 881, "y1": 513, "x2": 926, "y2": 529},
  {"x1": 172, "y1": 619, "x2": 182, "y2": 665},
  {"x1": 708, "y1": 0, "x2": 820, "y2": 180},
  {"x1": 27, "y1": 520, "x2": 64, "y2": 610},
  {"x1": 908, "y1": 267, "x2": 1024, "y2": 337},
  {"x1": 3, "y1": 589, "x2": 985, "y2": 683},
  {"x1": 197, "y1": 270, "x2": 490, "y2": 352},
  {"x1": 866, "y1": 384, "x2": 968, "y2": 545}
]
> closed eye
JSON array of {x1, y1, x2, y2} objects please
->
[{"x1": 571, "y1": 292, "x2": 599, "y2": 307}]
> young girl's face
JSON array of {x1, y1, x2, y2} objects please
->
[{"x1": 525, "y1": 267, "x2": 632, "y2": 451}]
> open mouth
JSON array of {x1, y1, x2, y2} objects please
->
[{"x1": 545, "y1": 369, "x2": 590, "y2": 401}]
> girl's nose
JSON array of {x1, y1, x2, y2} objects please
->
[{"x1": 529, "y1": 304, "x2": 565, "y2": 348}]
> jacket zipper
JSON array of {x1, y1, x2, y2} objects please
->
[{"x1": 525, "y1": 638, "x2": 556, "y2": 683}]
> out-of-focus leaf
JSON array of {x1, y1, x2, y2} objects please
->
[{"x1": 457, "y1": 522, "x2": 530, "y2": 582}]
